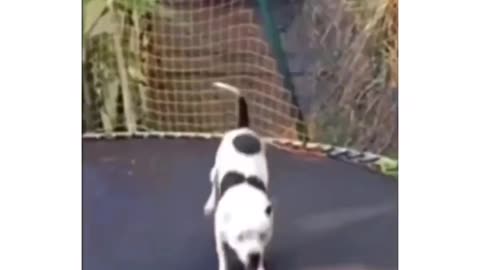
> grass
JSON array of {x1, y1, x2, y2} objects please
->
[{"x1": 304, "y1": 0, "x2": 398, "y2": 157}]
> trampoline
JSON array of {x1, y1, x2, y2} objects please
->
[{"x1": 82, "y1": 137, "x2": 398, "y2": 270}]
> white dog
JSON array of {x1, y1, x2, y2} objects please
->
[
  {"x1": 214, "y1": 183, "x2": 273, "y2": 270},
  {"x1": 203, "y1": 82, "x2": 273, "y2": 270}
]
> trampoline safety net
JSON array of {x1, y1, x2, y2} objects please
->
[
  {"x1": 82, "y1": 0, "x2": 398, "y2": 176},
  {"x1": 83, "y1": 0, "x2": 300, "y2": 137}
]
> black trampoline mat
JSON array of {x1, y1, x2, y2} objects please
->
[{"x1": 82, "y1": 138, "x2": 398, "y2": 270}]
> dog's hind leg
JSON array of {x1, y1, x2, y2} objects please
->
[{"x1": 203, "y1": 166, "x2": 217, "y2": 216}]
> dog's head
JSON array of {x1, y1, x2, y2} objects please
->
[{"x1": 221, "y1": 191, "x2": 273, "y2": 269}]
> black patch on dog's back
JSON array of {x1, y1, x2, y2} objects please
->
[
  {"x1": 218, "y1": 171, "x2": 267, "y2": 199},
  {"x1": 219, "y1": 171, "x2": 245, "y2": 197},
  {"x1": 232, "y1": 134, "x2": 261, "y2": 155},
  {"x1": 246, "y1": 176, "x2": 266, "y2": 193}
]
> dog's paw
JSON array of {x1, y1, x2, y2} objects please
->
[{"x1": 258, "y1": 259, "x2": 268, "y2": 270}]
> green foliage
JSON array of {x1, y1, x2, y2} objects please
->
[
  {"x1": 305, "y1": 0, "x2": 397, "y2": 158},
  {"x1": 83, "y1": 0, "x2": 159, "y2": 38},
  {"x1": 378, "y1": 159, "x2": 398, "y2": 178},
  {"x1": 343, "y1": 0, "x2": 398, "y2": 88},
  {"x1": 115, "y1": 0, "x2": 157, "y2": 15},
  {"x1": 83, "y1": 0, "x2": 108, "y2": 38},
  {"x1": 84, "y1": 0, "x2": 161, "y2": 133}
]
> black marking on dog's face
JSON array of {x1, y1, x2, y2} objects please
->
[
  {"x1": 248, "y1": 252, "x2": 261, "y2": 269},
  {"x1": 245, "y1": 176, "x2": 266, "y2": 193},
  {"x1": 232, "y1": 134, "x2": 261, "y2": 155},
  {"x1": 222, "y1": 241, "x2": 245, "y2": 270},
  {"x1": 265, "y1": 205, "x2": 272, "y2": 216},
  {"x1": 220, "y1": 171, "x2": 245, "y2": 197}
]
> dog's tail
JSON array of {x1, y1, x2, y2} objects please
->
[{"x1": 212, "y1": 82, "x2": 249, "y2": 128}]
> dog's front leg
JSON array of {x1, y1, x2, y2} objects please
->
[
  {"x1": 214, "y1": 228, "x2": 227, "y2": 270},
  {"x1": 203, "y1": 166, "x2": 217, "y2": 216},
  {"x1": 258, "y1": 259, "x2": 266, "y2": 270}
]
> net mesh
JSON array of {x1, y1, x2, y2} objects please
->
[
  {"x1": 83, "y1": 0, "x2": 301, "y2": 140},
  {"x1": 83, "y1": 0, "x2": 398, "y2": 175}
]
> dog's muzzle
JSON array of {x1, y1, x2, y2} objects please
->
[{"x1": 247, "y1": 252, "x2": 261, "y2": 269}]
